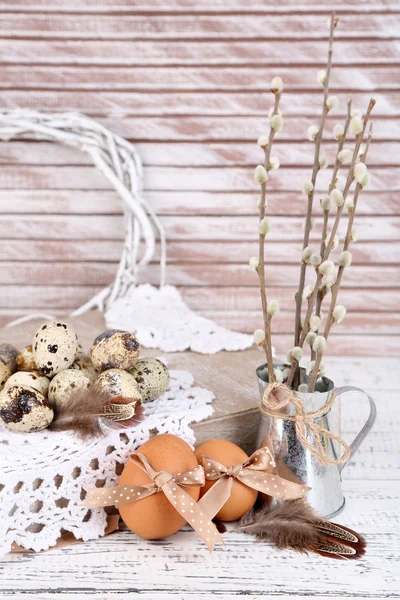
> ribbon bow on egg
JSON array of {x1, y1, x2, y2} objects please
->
[
  {"x1": 198, "y1": 446, "x2": 310, "y2": 519},
  {"x1": 82, "y1": 452, "x2": 224, "y2": 551}
]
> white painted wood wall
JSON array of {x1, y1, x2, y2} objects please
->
[{"x1": 0, "y1": 0, "x2": 399, "y2": 356}]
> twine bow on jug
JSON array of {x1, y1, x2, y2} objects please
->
[{"x1": 261, "y1": 383, "x2": 351, "y2": 466}]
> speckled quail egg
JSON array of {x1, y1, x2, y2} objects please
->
[
  {"x1": 16, "y1": 345, "x2": 38, "y2": 371},
  {"x1": 0, "y1": 385, "x2": 53, "y2": 432},
  {"x1": 0, "y1": 362, "x2": 11, "y2": 392},
  {"x1": 48, "y1": 370, "x2": 91, "y2": 409},
  {"x1": 69, "y1": 353, "x2": 98, "y2": 382},
  {"x1": 33, "y1": 320, "x2": 79, "y2": 377},
  {"x1": 130, "y1": 358, "x2": 170, "y2": 402},
  {"x1": 90, "y1": 330, "x2": 140, "y2": 372},
  {"x1": 5, "y1": 371, "x2": 50, "y2": 397},
  {"x1": 95, "y1": 368, "x2": 142, "y2": 401},
  {"x1": 0, "y1": 343, "x2": 19, "y2": 374}
]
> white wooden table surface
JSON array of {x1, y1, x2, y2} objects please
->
[{"x1": 1, "y1": 356, "x2": 399, "y2": 599}]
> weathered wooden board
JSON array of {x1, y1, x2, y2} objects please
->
[
  {"x1": 2, "y1": 39, "x2": 399, "y2": 66},
  {"x1": 0, "y1": 66, "x2": 398, "y2": 91},
  {"x1": 0, "y1": 190, "x2": 398, "y2": 215}
]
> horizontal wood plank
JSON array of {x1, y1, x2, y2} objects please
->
[
  {"x1": 1, "y1": 141, "x2": 399, "y2": 168},
  {"x1": 99, "y1": 116, "x2": 400, "y2": 141},
  {"x1": 0, "y1": 214, "x2": 398, "y2": 241},
  {"x1": 0, "y1": 65, "x2": 397, "y2": 91},
  {"x1": 0, "y1": 90, "x2": 396, "y2": 116},
  {"x1": 1, "y1": 240, "x2": 398, "y2": 264},
  {"x1": 0, "y1": 165, "x2": 398, "y2": 192},
  {"x1": 1, "y1": 0, "x2": 398, "y2": 11},
  {"x1": 0, "y1": 284, "x2": 398, "y2": 313},
  {"x1": 1, "y1": 40, "x2": 399, "y2": 66},
  {"x1": 0, "y1": 189, "x2": 397, "y2": 216},
  {"x1": 0, "y1": 14, "x2": 398, "y2": 40},
  {"x1": 0, "y1": 261, "x2": 398, "y2": 287}
]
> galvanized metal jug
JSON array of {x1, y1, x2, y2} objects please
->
[{"x1": 256, "y1": 363, "x2": 377, "y2": 517}]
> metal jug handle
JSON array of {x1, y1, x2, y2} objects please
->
[{"x1": 334, "y1": 385, "x2": 377, "y2": 472}]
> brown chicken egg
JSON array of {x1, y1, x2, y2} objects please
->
[
  {"x1": 118, "y1": 434, "x2": 200, "y2": 539},
  {"x1": 195, "y1": 439, "x2": 258, "y2": 522}
]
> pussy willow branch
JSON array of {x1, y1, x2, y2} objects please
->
[
  {"x1": 293, "y1": 12, "x2": 338, "y2": 352},
  {"x1": 308, "y1": 125, "x2": 374, "y2": 391},
  {"x1": 319, "y1": 98, "x2": 352, "y2": 260},
  {"x1": 313, "y1": 98, "x2": 353, "y2": 353},
  {"x1": 257, "y1": 92, "x2": 281, "y2": 381},
  {"x1": 286, "y1": 98, "x2": 375, "y2": 389}
]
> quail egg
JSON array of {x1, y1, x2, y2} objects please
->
[
  {"x1": 33, "y1": 320, "x2": 79, "y2": 377},
  {"x1": 5, "y1": 371, "x2": 50, "y2": 397},
  {"x1": 69, "y1": 353, "x2": 98, "y2": 382},
  {"x1": 90, "y1": 330, "x2": 140, "y2": 372},
  {"x1": 0, "y1": 385, "x2": 54, "y2": 432},
  {"x1": 95, "y1": 368, "x2": 142, "y2": 401},
  {"x1": 130, "y1": 358, "x2": 170, "y2": 402},
  {"x1": 48, "y1": 370, "x2": 91, "y2": 409},
  {"x1": 0, "y1": 362, "x2": 11, "y2": 392},
  {"x1": 0, "y1": 343, "x2": 19, "y2": 374},
  {"x1": 16, "y1": 345, "x2": 38, "y2": 371}
]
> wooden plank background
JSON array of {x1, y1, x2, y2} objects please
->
[{"x1": 0, "y1": 0, "x2": 399, "y2": 356}]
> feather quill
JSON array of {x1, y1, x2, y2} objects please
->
[
  {"x1": 50, "y1": 388, "x2": 143, "y2": 438},
  {"x1": 240, "y1": 500, "x2": 366, "y2": 559}
]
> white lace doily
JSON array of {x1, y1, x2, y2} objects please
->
[
  {"x1": 0, "y1": 368, "x2": 214, "y2": 556},
  {"x1": 106, "y1": 284, "x2": 253, "y2": 354}
]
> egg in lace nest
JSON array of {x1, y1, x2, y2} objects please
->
[
  {"x1": 0, "y1": 384, "x2": 54, "y2": 432},
  {"x1": 0, "y1": 362, "x2": 11, "y2": 392},
  {"x1": 49, "y1": 370, "x2": 91, "y2": 409},
  {"x1": 90, "y1": 329, "x2": 140, "y2": 372},
  {"x1": 95, "y1": 368, "x2": 142, "y2": 402},
  {"x1": 16, "y1": 345, "x2": 38, "y2": 372},
  {"x1": 69, "y1": 352, "x2": 98, "y2": 382},
  {"x1": 130, "y1": 357, "x2": 170, "y2": 402},
  {"x1": 33, "y1": 320, "x2": 79, "y2": 377},
  {"x1": 0, "y1": 343, "x2": 19, "y2": 374},
  {"x1": 5, "y1": 371, "x2": 50, "y2": 397}
]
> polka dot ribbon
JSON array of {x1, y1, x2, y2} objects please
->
[
  {"x1": 82, "y1": 452, "x2": 224, "y2": 552},
  {"x1": 198, "y1": 446, "x2": 310, "y2": 519}
]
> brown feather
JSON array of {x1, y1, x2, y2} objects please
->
[
  {"x1": 50, "y1": 388, "x2": 143, "y2": 438},
  {"x1": 239, "y1": 500, "x2": 366, "y2": 560}
]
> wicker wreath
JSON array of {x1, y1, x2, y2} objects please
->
[{"x1": 0, "y1": 110, "x2": 166, "y2": 316}]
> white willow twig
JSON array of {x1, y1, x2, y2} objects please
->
[{"x1": 308, "y1": 124, "x2": 374, "y2": 391}]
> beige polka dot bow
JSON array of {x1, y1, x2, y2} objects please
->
[
  {"x1": 82, "y1": 452, "x2": 224, "y2": 552},
  {"x1": 198, "y1": 446, "x2": 311, "y2": 519}
]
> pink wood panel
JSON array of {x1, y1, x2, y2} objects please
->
[
  {"x1": 0, "y1": 262, "x2": 398, "y2": 288},
  {"x1": 0, "y1": 165, "x2": 398, "y2": 191},
  {"x1": 0, "y1": 190, "x2": 398, "y2": 215},
  {"x1": 0, "y1": 66, "x2": 398, "y2": 91},
  {"x1": 1, "y1": 240, "x2": 398, "y2": 264},
  {"x1": 0, "y1": 14, "x2": 398, "y2": 39},
  {"x1": 0, "y1": 0, "x2": 399, "y2": 356}
]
